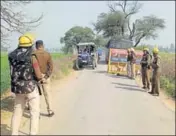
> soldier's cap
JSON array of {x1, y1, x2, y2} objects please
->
[{"x1": 36, "y1": 40, "x2": 44, "y2": 45}]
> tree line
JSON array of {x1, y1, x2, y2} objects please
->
[
  {"x1": 1, "y1": 1, "x2": 166, "y2": 54},
  {"x1": 61, "y1": 1, "x2": 166, "y2": 53}
]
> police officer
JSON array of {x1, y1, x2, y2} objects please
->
[
  {"x1": 126, "y1": 48, "x2": 131, "y2": 78},
  {"x1": 140, "y1": 48, "x2": 151, "y2": 90},
  {"x1": 33, "y1": 40, "x2": 54, "y2": 117},
  {"x1": 149, "y1": 47, "x2": 161, "y2": 96},
  {"x1": 9, "y1": 33, "x2": 43, "y2": 135},
  {"x1": 130, "y1": 48, "x2": 136, "y2": 79}
]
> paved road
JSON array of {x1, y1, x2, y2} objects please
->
[{"x1": 20, "y1": 62, "x2": 175, "y2": 135}]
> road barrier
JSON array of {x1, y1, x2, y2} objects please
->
[{"x1": 107, "y1": 48, "x2": 143, "y2": 75}]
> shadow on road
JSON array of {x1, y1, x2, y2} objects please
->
[
  {"x1": 0, "y1": 124, "x2": 11, "y2": 135},
  {"x1": 0, "y1": 124, "x2": 28, "y2": 135},
  {"x1": 23, "y1": 110, "x2": 50, "y2": 118},
  {"x1": 1, "y1": 96, "x2": 14, "y2": 113},
  {"x1": 97, "y1": 60, "x2": 107, "y2": 65},
  {"x1": 115, "y1": 86, "x2": 145, "y2": 92},
  {"x1": 112, "y1": 82, "x2": 139, "y2": 88},
  {"x1": 93, "y1": 70, "x2": 107, "y2": 74},
  {"x1": 107, "y1": 74, "x2": 129, "y2": 79}
]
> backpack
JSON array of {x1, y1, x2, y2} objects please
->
[{"x1": 8, "y1": 47, "x2": 37, "y2": 94}]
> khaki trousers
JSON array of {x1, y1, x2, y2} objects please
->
[
  {"x1": 41, "y1": 77, "x2": 53, "y2": 113},
  {"x1": 127, "y1": 61, "x2": 131, "y2": 77},
  {"x1": 141, "y1": 67, "x2": 150, "y2": 88},
  {"x1": 151, "y1": 70, "x2": 160, "y2": 94},
  {"x1": 130, "y1": 63, "x2": 136, "y2": 78},
  {"x1": 11, "y1": 87, "x2": 40, "y2": 135}
]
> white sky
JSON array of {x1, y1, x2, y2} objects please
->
[{"x1": 8, "y1": 1, "x2": 175, "y2": 50}]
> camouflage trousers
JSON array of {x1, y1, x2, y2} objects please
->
[{"x1": 11, "y1": 87, "x2": 40, "y2": 135}]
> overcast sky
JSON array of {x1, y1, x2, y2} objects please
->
[{"x1": 8, "y1": 1, "x2": 175, "y2": 50}]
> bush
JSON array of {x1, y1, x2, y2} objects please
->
[{"x1": 160, "y1": 76, "x2": 175, "y2": 98}]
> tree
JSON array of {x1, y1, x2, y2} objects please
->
[
  {"x1": 94, "y1": 0, "x2": 165, "y2": 47},
  {"x1": 94, "y1": 35, "x2": 109, "y2": 47},
  {"x1": 60, "y1": 26, "x2": 95, "y2": 53},
  {"x1": 134, "y1": 15, "x2": 165, "y2": 47},
  {"x1": 93, "y1": 11, "x2": 128, "y2": 39},
  {"x1": 1, "y1": 1, "x2": 43, "y2": 46}
]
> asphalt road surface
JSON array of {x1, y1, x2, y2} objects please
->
[{"x1": 20, "y1": 61, "x2": 175, "y2": 135}]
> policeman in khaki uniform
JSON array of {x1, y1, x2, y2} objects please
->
[
  {"x1": 140, "y1": 48, "x2": 151, "y2": 90},
  {"x1": 149, "y1": 47, "x2": 161, "y2": 96},
  {"x1": 33, "y1": 40, "x2": 54, "y2": 117},
  {"x1": 126, "y1": 48, "x2": 131, "y2": 78},
  {"x1": 130, "y1": 48, "x2": 136, "y2": 79},
  {"x1": 9, "y1": 33, "x2": 44, "y2": 135}
]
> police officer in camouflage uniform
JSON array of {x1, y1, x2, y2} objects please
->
[
  {"x1": 140, "y1": 48, "x2": 151, "y2": 90},
  {"x1": 9, "y1": 33, "x2": 43, "y2": 135},
  {"x1": 149, "y1": 47, "x2": 161, "y2": 96}
]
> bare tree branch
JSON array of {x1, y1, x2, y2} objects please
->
[
  {"x1": 134, "y1": 33, "x2": 145, "y2": 47},
  {"x1": 1, "y1": 1, "x2": 44, "y2": 47}
]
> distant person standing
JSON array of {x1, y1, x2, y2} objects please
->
[
  {"x1": 9, "y1": 33, "x2": 43, "y2": 135},
  {"x1": 130, "y1": 48, "x2": 136, "y2": 79},
  {"x1": 126, "y1": 48, "x2": 131, "y2": 78},
  {"x1": 149, "y1": 47, "x2": 161, "y2": 96},
  {"x1": 33, "y1": 40, "x2": 54, "y2": 117},
  {"x1": 140, "y1": 48, "x2": 151, "y2": 90}
]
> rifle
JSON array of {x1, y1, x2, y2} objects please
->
[{"x1": 37, "y1": 81, "x2": 43, "y2": 95}]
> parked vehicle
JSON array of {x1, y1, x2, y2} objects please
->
[
  {"x1": 105, "y1": 39, "x2": 143, "y2": 75},
  {"x1": 74, "y1": 42, "x2": 97, "y2": 70}
]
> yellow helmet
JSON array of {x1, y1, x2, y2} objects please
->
[
  {"x1": 127, "y1": 48, "x2": 131, "y2": 52},
  {"x1": 152, "y1": 47, "x2": 159, "y2": 54},
  {"x1": 130, "y1": 47, "x2": 135, "y2": 52},
  {"x1": 18, "y1": 33, "x2": 35, "y2": 47},
  {"x1": 143, "y1": 47, "x2": 149, "y2": 52}
]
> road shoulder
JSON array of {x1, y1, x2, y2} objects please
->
[{"x1": 135, "y1": 76, "x2": 175, "y2": 112}]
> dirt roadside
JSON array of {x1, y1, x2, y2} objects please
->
[
  {"x1": 135, "y1": 76, "x2": 175, "y2": 112},
  {"x1": 0, "y1": 70, "x2": 78, "y2": 135}
]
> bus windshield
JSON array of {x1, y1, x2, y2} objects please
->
[{"x1": 106, "y1": 39, "x2": 133, "y2": 49}]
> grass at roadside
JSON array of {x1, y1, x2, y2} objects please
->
[
  {"x1": 159, "y1": 52, "x2": 175, "y2": 99},
  {"x1": 135, "y1": 51, "x2": 175, "y2": 99}
]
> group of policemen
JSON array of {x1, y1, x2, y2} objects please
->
[
  {"x1": 126, "y1": 47, "x2": 161, "y2": 96},
  {"x1": 8, "y1": 33, "x2": 54, "y2": 135}
]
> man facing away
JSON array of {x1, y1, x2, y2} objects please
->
[
  {"x1": 140, "y1": 47, "x2": 151, "y2": 90},
  {"x1": 9, "y1": 33, "x2": 43, "y2": 135},
  {"x1": 33, "y1": 40, "x2": 54, "y2": 117}
]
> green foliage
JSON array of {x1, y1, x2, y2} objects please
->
[
  {"x1": 93, "y1": 1, "x2": 166, "y2": 47},
  {"x1": 94, "y1": 35, "x2": 109, "y2": 47},
  {"x1": 0, "y1": 53, "x2": 11, "y2": 93},
  {"x1": 160, "y1": 76, "x2": 175, "y2": 98},
  {"x1": 134, "y1": 15, "x2": 165, "y2": 46},
  {"x1": 60, "y1": 26, "x2": 95, "y2": 53},
  {"x1": 93, "y1": 11, "x2": 127, "y2": 38}
]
